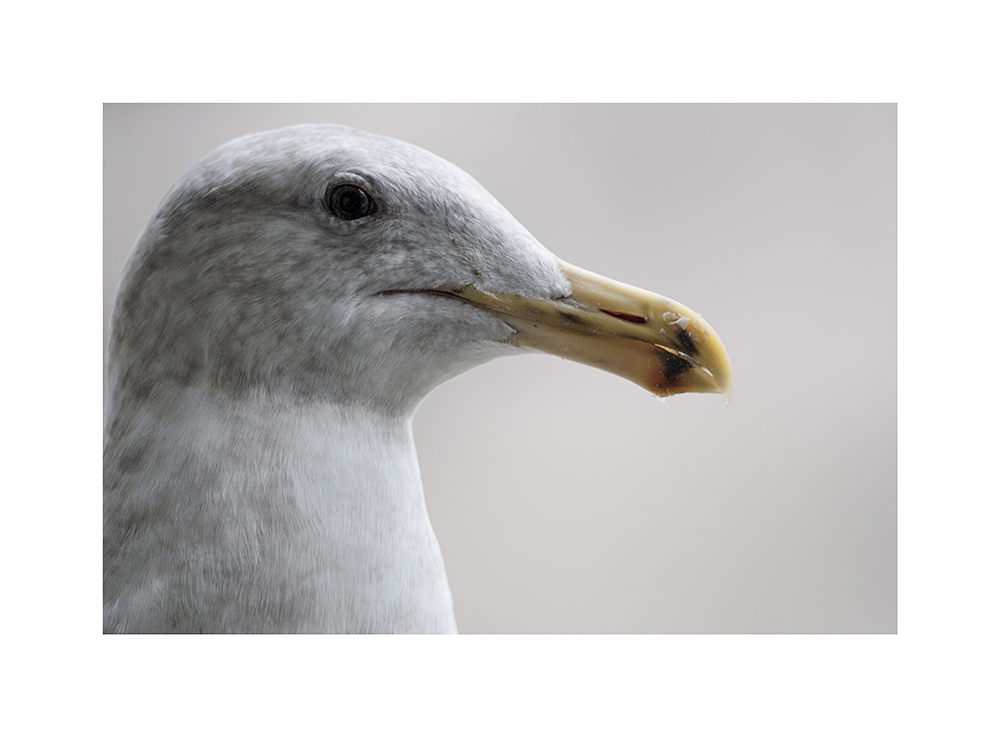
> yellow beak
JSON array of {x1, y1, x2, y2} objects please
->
[{"x1": 451, "y1": 259, "x2": 733, "y2": 403}]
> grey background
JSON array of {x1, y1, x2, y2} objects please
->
[{"x1": 104, "y1": 104, "x2": 896, "y2": 633}]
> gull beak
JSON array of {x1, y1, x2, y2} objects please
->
[{"x1": 452, "y1": 259, "x2": 733, "y2": 404}]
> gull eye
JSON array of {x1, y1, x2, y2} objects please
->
[{"x1": 326, "y1": 184, "x2": 376, "y2": 220}]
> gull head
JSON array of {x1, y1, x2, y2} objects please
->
[{"x1": 109, "y1": 124, "x2": 732, "y2": 416}]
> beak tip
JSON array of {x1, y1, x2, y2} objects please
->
[
  {"x1": 721, "y1": 385, "x2": 733, "y2": 406},
  {"x1": 705, "y1": 369, "x2": 732, "y2": 406}
]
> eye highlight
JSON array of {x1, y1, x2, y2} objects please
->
[{"x1": 326, "y1": 184, "x2": 377, "y2": 220}]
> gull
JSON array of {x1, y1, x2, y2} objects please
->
[{"x1": 103, "y1": 124, "x2": 733, "y2": 633}]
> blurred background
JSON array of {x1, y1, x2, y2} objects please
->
[{"x1": 104, "y1": 104, "x2": 896, "y2": 633}]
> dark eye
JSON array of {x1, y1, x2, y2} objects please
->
[{"x1": 326, "y1": 184, "x2": 376, "y2": 220}]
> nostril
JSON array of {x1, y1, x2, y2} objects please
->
[{"x1": 600, "y1": 309, "x2": 648, "y2": 324}]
